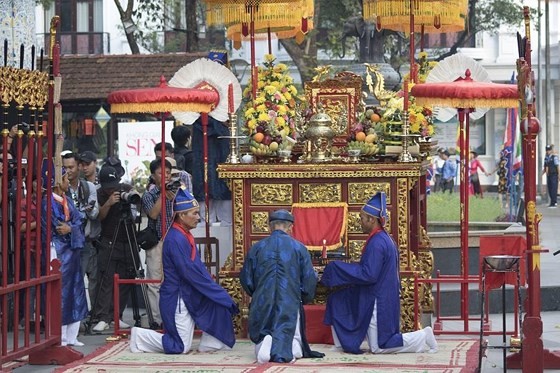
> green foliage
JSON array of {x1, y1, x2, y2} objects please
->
[{"x1": 427, "y1": 193, "x2": 504, "y2": 222}]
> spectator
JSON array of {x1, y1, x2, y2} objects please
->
[
  {"x1": 433, "y1": 148, "x2": 445, "y2": 193},
  {"x1": 140, "y1": 158, "x2": 175, "y2": 326},
  {"x1": 62, "y1": 150, "x2": 100, "y2": 307},
  {"x1": 542, "y1": 144, "x2": 559, "y2": 208},
  {"x1": 171, "y1": 125, "x2": 193, "y2": 174},
  {"x1": 79, "y1": 151, "x2": 98, "y2": 185},
  {"x1": 440, "y1": 150, "x2": 457, "y2": 194},
  {"x1": 468, "y1": 150, "x2": 488, "y2": 197}
]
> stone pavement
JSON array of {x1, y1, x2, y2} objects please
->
[{"x1": 11, "y1": 200, "x2": 560, "y2": 373}]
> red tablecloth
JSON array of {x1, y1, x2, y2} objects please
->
[{"x1": 304, "y1": 305, "x2": 334, "y2": 344}]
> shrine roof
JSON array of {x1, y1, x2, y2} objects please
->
[{"x1": 59, "y1": 53, "x2": 207, "y2": 101}]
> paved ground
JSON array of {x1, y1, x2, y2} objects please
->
[{"x1": 10, "y1": 198, "x2": 560, "y2": 372}]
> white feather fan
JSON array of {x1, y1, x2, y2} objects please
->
[
  {"x1": 426, "y1": 53, "x2": 491, "y2": 122},
  {"x1": 169, "y1": 58, "x2": 243, "y2": 124}
]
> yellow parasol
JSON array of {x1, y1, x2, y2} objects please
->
[
  {"x1": 204, "y1": 0, "x2": 312, "y2": 98},
  {"x1": 363, "y1": 0, "x2": 468, "y2": 33}
]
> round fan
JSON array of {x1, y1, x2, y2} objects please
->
[
  {"x1": 169, "y1": 58, "x2": 243, "y2": 124},
  {"x1": 426, "y1": 53, "x2": 491, "y2": 122}
]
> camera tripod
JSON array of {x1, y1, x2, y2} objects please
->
[{"x1": 85, "y1": 206, "x2": 158, "y2": 334}]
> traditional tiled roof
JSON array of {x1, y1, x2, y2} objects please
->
[{"x1": 59, "y1": 53, "x2": 207, "y2": 101}]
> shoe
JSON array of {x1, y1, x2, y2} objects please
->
[
  {"x1": 69, "y1": 341, "x2": 84, "y2": 347},
  {"x1": 117, "y1": 319, "x2": 131, "y2": 329},
  {"x1": 548, "y1": 205, "x2": 557, "y2": 208},
  {"x1": 92, "y1": 320, "x2": 110, "y2": 332},
  {"x1": 424, "y1": 326, "x2": 438, "y2": 353}
]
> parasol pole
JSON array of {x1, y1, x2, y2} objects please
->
[
  {"x1": 202, "y1": 112, "x2": 210, "y2": 239},
  {"x1": 409, "y1": 0, "x2": 416, "y2": 83},
  {"x1": 457, "y1": 107, "x2": 471, "y2": 332},
  {"x1": 160, "y1": 111, "x2": 168, "y2": 236},
  {"x1": 267, "y1": 26, "x2": 272, "y2": 54},
  {"x1": 250, "y1": 5, "x2": 258, "y2": 99}
]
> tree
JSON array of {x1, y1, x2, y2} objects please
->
[{"x1": 115, "y1": 0, "x2": 141, "y2": 54}]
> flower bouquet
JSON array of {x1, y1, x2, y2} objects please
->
[{"x1": 243, "y1": 54, "x2": 301, "y2": 157}]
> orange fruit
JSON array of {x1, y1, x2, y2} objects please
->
[
  {"x1": 253, "y1": 133, "x2": 265, "y2": 143},
  {"x1": 370, "y1": 113, "x2": 381, "y2": 122},
  {"x1": 355, "y1": 131, "x2": 367, "y2": 142}
]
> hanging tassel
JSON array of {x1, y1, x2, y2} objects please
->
[
  {"x1": 54, "y1": 75, "x2": 62, "y2": 104},
  {"x1": 434, "y1": 15, "x2": 441, "y2": 29},
  {"x1": 301, "y1": 17, "x2": 308, "y2": 33},
  {"x1": 376, "y1": 16, "x2": 382, "y2": 32},
  {"x1": 242, "y1": 22, "x2": 249, "y2": 36}
]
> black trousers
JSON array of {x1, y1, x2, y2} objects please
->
[
  {"x1": 547, "y1": 174, "x2": 558, "y2": 205},
  {"x1": 93, "y1": 237, "x2": 139, "y2": 323}
]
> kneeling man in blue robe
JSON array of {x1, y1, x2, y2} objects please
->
[
  {"x1": 320, "y1": 192, "x2": 438, "y2": 354},
  {"x1": 240, "y1": 209, "x2": 325, "y2": 363},
  {"x1": 129, "y1": 188, "x2": 238, "y2": 353}
]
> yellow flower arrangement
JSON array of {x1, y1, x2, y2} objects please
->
[
  {"x1": 381, "y1": 51, "x2": 437, "y2": 137},
  {"x1": 243, "y1": 55, "x2": 301, "y2": 155}
]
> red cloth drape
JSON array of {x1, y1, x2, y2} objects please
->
[
  {"x1": 479, "y1": 235, "x2": 526, "y2": 291},
  {"x1": 291, "y1": 202, "x2": 348, "y2": 251}
]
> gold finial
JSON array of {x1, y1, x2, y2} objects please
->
[{"x1": 49, "y1": 16, "x2": 60, "y2": 59}]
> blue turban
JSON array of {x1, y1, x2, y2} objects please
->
[
  {"x1": 362, "y1": 192, "x2": 388, "y2": 226},
  {"x1": 269, "y1": 209, "x2": 294, "y2": 223},
  {"x1": 173, "y1": 187, "x2": 199, "y2": 213},
  {"x1": 41, "y1": 158, "x2": 66, "y2": 189}
]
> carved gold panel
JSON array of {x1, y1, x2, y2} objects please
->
[
  {"x1": 251, "y1": 212, "x2": 269, "y2": 234},
  {"x1": 348, "y1": 182, "x2": 391, "y2": 205},
  {"x1": 348, "y1": 240, "x2": 365, "y2": 261},
  {"x1": 348, "y1": 210, "x2": 391, "y2": 234},
  {"x1": 348, "y1": 212, "x2": 362, "y2": 233},
  {"x1": 299, "y1": 183, "x2": 341, "y2": 203},
  {"x1": 251, "y1": 184, "x2": 293, "y2": 205}
]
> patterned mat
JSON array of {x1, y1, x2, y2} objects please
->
[{"x1": 56, "y1": 338, "x2": 479, "y2": 373}]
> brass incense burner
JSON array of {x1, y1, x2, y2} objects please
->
[{"x1": 305, "y1": 111, "x2": 335, "y2": 162}]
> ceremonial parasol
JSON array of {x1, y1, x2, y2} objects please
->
[
  {"x1": 107, "y1": 77, "x2": 219, "y2": 237},
  {"x1": 363, "y1": 0, "x2": 467, "y2": 34},
  {"x1": 204, "y1": 0, "x2": 312, "y2": 98},
  {"x1": 168, "y1": 57, "x2": 243, "y2": 236},
  {"x1": 411, "y1": 70, "x2": 518, "y2": 329}
]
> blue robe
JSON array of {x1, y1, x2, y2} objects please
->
[
  {"x1": 240, "y1": 230, "x2": 317, "y2": 362},
  {"x1": 192, "y1": 117, "x2": 231, "y2": 201},
  {"x1": 320, "y1": 229, "x2": 404, "y2": 354},
  {"x1": 42, "y1": 194, "x2": 88, "y2": 326},
  {"x1": 159, "y1": 225, "x2": 238, "y2": 354}
]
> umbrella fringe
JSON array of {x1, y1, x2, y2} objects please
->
[
  {"x1": 415, "y1": 97, "x2": 518, "y2": 109},
  {"x1": 110, "y1": 102, "x2": 215, "y2": 114}
]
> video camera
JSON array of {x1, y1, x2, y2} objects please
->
[
  {"x1": 2, "y1": 159, "x2": 17, "y2": 182},
  {"x1": 165, "y1": 177, "x2": 181, "y2": 193}
]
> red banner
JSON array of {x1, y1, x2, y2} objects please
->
[{"x1": 291, "y1": 202, "x2": 348, "y2": 251}]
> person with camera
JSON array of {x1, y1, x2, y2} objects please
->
[
  {"x1": 61, "y1": 151, "x2": 100, "y2": 308},
  {"x1": 140, "y1": 158, "x2": 178, "y2": 327},
  {"x1": 92, "y1": 166, "x2": 139, "y2": 332},
  {"x1": 130, "y1": 188, "x2": 238, "y2": 354}
]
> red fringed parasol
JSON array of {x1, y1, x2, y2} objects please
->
[
  {"x1": 411, "y1": 69, "x2": 519, "y2": 331},
  {"x1": 107, "y1": 76, "x2": 219, "y2": 237}
]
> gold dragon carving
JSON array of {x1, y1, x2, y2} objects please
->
[
  {"x1": 348, "y1": 182, "x2": 391, "y2": 205},
  {"x1": 299, "y1": 183, "x2": 341, "y2": 203},
  {"x1": 251, "y1": 184, "x2": 293, "y2": 205},
  {"x1": 364, "y1": 63, "x2": 396, "y2": 106}
]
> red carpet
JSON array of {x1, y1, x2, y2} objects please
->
[{"x1": 55, "y1": 338, "x2": 478, "y2": 373}]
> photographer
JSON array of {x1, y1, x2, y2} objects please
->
[
  {"x1": 141, "y1": 159, "x2": 178, "y2": 327},
  {"x1": 61, "y1": 151, "x2": 100, "y2": 307},
  {"x1": 92, "y1": 166, "x2": 140, "y2": 332}
]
